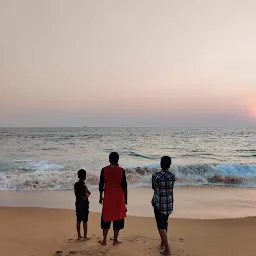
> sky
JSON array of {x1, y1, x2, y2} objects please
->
[{"x1": 0, "y1": 0, "x2": 256, "y2": 127}]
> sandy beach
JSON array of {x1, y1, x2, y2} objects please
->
[
  {"x1": 1, "y1": 207, "x2": 255, "y2": 256},
  {"x1": 1, "y1": 187, "x2": 256, "y2": 256}
]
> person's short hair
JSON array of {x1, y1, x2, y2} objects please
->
[
  {"x1": 161, "y1": 156, "x2": 172, "y2": 170},
  {"x1": 78, "y1": 169, "x2": 86, "y2": 180},
  {"x1": 109, "y1": 152, "x2": 119, "y2": 164}
]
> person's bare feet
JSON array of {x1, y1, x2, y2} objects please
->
[
  {"x1": 77, "y1": 236, "x2": 83, "y2": 241},
  {"x1": 113, "y1": 239, "x2": 122, "y2": 246},
  {"x1": 98, "y1": 240, "x2": 107, "y2": 246},
  {"x1": 159, "y1": 242, "x2": 165, "y2": 249},
  {"x1": 83, "y1": 237, "x2": 91, "y2": 241},
  {"x1": 160, "y1": 249, "x2": 171, "y2": 255}
]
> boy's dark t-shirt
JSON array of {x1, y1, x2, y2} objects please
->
[{"x1": 74, "y1": 180, "x2": 89, "y2": 208}]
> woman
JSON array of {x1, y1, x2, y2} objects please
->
[{"x1": 99, "y1": 152, "x2": 127, "y2": 245}]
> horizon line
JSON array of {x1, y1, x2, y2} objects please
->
[{"x1": 0, "y1": 126, "x2": 255, "y2": 129}]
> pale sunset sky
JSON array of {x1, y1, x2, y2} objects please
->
[{"x1": 0, "y1": 0, "x2": 256, "y2": 127}]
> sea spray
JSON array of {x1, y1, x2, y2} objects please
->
[{"x1": 0, "y1": 161, "x2": 255, "y2": 190}]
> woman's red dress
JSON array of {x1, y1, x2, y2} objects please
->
[{"x1": 102, "y1": 165, "x2": 126, "y2": 222}]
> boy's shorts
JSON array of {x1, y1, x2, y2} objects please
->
[
  {"x1": 153, "y1": 206, "x2": 169, "y2": 230},
  {"x1": 76, "y1": 203, "x2": 89, "y2": 223}
]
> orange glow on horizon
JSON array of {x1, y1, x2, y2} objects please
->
[
  {"x1": 249, "y1": 103, "x2": 256, "y2": 117},
  {"x1": 252, "y1": 108, "x2": 256, "y2": 117}
]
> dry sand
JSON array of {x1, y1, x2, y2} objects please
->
[{"x1": 1, "y1": 207, "x2": 255, "y2": 256}]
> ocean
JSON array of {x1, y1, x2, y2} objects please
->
[{"x1": 0, "y1": 127, "x2": 256, "y2": 191}]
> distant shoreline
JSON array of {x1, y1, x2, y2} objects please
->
[{"x1": 1, "y1": 126, "x2": 255, "y2": 128}]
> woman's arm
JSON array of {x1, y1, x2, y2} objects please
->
[
  {"x1": 121, "y1": 169, "x2": 128, "y2": 205},
  {"x1": 99, "y1": 168, "x2": 105, "y2": 204}
]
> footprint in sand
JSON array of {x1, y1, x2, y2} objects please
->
[
  {"x1": 55, "y1": 251, "x2": 63, "y2": 256},
  {"x1": 76, "y1": 249, "x2": 105, "y2": 256},
  {"x1": 68, "y1": 251, "x2": 78, "y2": 255},
  {"x1": 126, "y1": 235, "x2": 153, "y2": 244}
]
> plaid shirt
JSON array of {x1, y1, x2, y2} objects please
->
[{"x1": 152, "y1": 170, "x2": 175, "y2": 215}]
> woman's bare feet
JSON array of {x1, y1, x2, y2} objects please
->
[
  {"x1": 160, "y1": 249, "x2": 171, "y2": 255},
  {"x1": 113, "y1": 239, "x2": 122, "y2": 246},
  {"x1": 98, "y1": 240, "x2": 107, "y2": 246}
]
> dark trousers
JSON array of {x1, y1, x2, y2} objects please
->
[{"x1": 101, "y1": 211, "x2": 125, "y2": 231}]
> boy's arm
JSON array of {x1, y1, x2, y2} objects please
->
[
  {"x1": 152, "y1": 174, "x2": 157, "y2": 190},
  {"x1": 173, "y1": 174, "x2": 176, "y2": 184},
  {"x1": 82, "y1": 185, "x2": 90, "y2": 200},
  {"x1": 86, "y1": 186, "x2": 91, "y2": 197},
  {"x1": 121, "y1": 169, "x2": 128, "y2": 205},
  {"x1": 74, "y1": 183, "x2": 77, "y2": 196},
  {"x1": 99, "y1": 168, "x2": 105, "y2": 204}
]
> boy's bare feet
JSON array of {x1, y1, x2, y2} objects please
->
[
  {"x1": 159, "y1": 241, "x2": 165, "y2": 249},
  {"x1": 160, "y1": 249, "x2": 171, "y2": 255},
  {"x1": 77, "y1": 236, "x2": 83, "y2": 241},
  {"x1": 83, "y1": 237, "x2": 91, "y2": 241},
  {"x1": 98, "y1": 240, "x2": 107, "y2": 246},
  {"x1": 113, "y1": 239, "x2": 122, "y2": 245}
]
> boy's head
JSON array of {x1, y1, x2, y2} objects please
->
[
  {"x1": 161, "y1": 156, "x2": 172, "y2": 171},
  {"x1": 109, "y1": 152, "x2": 119, "y2": 165},
  {"x1": 78, "y1": 169, "x2": 86, "y2": 180}
]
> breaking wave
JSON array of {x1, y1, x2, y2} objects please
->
[{"x1": 0, "y1": 160, "x2": 256, "y2": 191}]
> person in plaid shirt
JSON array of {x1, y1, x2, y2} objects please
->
[{"x1": 152, "y1": 156, "x2": 175, "y2": 255}]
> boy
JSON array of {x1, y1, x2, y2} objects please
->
[
  {"x1": 74, "y1": 169, "x2": 91, "y2": 240},
  {"x1": 152, "y1": 156, "x2": 175, "y2": 255}
]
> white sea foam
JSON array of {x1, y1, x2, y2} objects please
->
[
  {"x1": 0, "y1": 160, "x2": 256, "y2": 191},
  {"x1": 24, "y1": 161, "x2": 63, "y2": 171}
]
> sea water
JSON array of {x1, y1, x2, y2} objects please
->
[{"x1": 0, "y1": 127, "x2": 256, "y2": 190}]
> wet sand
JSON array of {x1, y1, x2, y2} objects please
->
[{"x1": 0, "y1": 187, "x2": 255, "y2": 218}]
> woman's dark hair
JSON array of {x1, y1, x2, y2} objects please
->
[
  {"x1": 78, "y1": 169, "x2": 86, "y2": 180},
  {"x1": 161, "y1": 156, "x2": 172, "y2": 170},
  {"x1": 109, "y1": 152, "x2": 119, "y2": 165}
]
